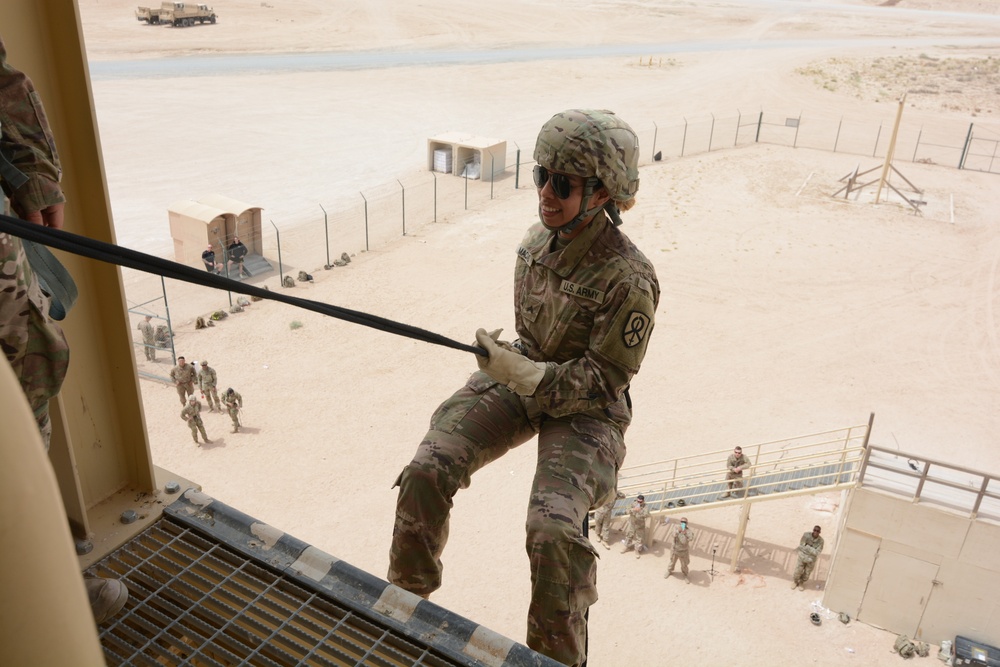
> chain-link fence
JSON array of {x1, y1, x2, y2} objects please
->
[
  {"x1": 146, "y1": 108, "x2": 997, "y2": 327},
  {"x1": 268, "y1": 109, "x2": 997, "y2": 276}
]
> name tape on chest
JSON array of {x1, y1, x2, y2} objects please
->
[
  {"x1": 516, "y1": 246, "x2": 533, "y2": 266},
  {"x1": 560, "y1": 280, "x2": 605, "y2": 304}
]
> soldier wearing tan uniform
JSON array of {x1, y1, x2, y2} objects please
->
[
  {"x1": 621, "y1": 495, "x2": 651, "y2": 556},
  {"x1": 593, "y1": 490, "x2": 625, "y2": 549},
  {"x1": 137, "y1": 315, "x2": 155, "y2": 361},
  {"x1": 169, "y1": 356, "x2": 196, "y2": 406},
  {"x1": 181, "y1": 395, "x2": 209, "y2": 445},
  {"x1": 197, "y1": 359, "x2": 219, "y2": 412},
  {"x1": 388, "y1": 109, "x2": 659, "y2": 667},
  {"x1": 665, "y1": 517, "x2": 693, "y2": 583}
]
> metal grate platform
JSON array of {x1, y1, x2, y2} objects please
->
[{"x1": 86, "y1": 490, "x2": 559, "y2": 667}]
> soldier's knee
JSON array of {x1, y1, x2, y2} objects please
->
[{"x1": 525, "y1": 510, "x2": 577, "y2": 549}]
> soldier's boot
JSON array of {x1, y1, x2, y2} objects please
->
[
  {"x1": 621, "y1": 544, "x2": 633, "y2": 554},
  {"x1": 719, "y1": 491, "x2": 731, "y2": 499},
  {"x1": 85, "y1": 577, "x2": 129, "y2": 624},
  {"x1": 601, "y1": 537, "x2": 611, "y2": 551},
  {"x1": 664, "y1": 569, "x2": 673, "y2": 579},
  {"x1": 685, "y1": 574, "x2": 691, "y2": 584},
  {"x1": 791, "y1": 581, "x2": 799, "y2": 589}
]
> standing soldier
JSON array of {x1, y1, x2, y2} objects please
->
[
  {"x1": 792, "y1": 525, "x2": 824, "y2": 590},
  {"x1": 222, "y1": 387, "x2": 243, "y2": 433},
  {"x1": 592, "y1": 490, "x2": 625, "y2": 550},
  {"x1": 197, "y1": 359, "x2": 219, "y2": 412},
  {"x1": 665, "y1": 517, "x2": 693, "y2": 583},
  {"x1": 621, "y1": 495, "x2": 651, "y2": 557},
  {"x1": 180, "y1": 395, "x2": 210, "y2": 446},
  {"x1": 720, "y1": 445, "x2": 751, "y2": 499},
  {"x1": 169, "y1": 356, "x2": 196, "y2": 406},
  {"x1": 137, "y1": 315, "x2": 155, "y2": 361}
]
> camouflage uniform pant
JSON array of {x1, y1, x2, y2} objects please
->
[
  {"x1": 793, "y1": 557, "x2": 816, "y2": 586},
  {"x1": 0, "y1": 233, "x2": 69, "y2": 450},
  {"x1": 187, "y1": 415, "x2": 208, "y2": 443},
  {"x1": 623, "y1": 520, "x2": 647, "y2": 551},
  {"x1": 203, "y1": 385, "x2": 219, "y2": 411},
  {"x1": 388, "y1": 371, "x2": 625, "y2": 667},
  {"x1": 726, "y1": 471, "x2": 744, "y2": 493},
  {"x1": 668, "y1": 550, "x2": 690, "y2": 576},
  {"x1": 593, "y1": 505, "x2": 613, "y2": 543},
  {"x1": 227, "y1": 405, "x2": 240, "y2": 431},
  {"x1": 175, "y1": 381, "x2": 194, "y2": 405}
]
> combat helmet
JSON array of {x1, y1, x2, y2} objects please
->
[{"x1": 533, "y1": 109, "x2": 640, "y2": 231}]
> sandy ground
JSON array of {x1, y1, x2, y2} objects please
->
[{"x1": 70, "y1": 1, "x2": 1000, "y2": 664}]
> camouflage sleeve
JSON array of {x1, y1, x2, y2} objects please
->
[
  {"x1": 533, "y1": 276, "x2": 657, "y2": 417},
  {"x1": 0, "y1": 35, "x2": 65, "y2": 216}
]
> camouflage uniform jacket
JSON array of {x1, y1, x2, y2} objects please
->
[
  {"x1": 170, "y1": 363, "x2": 196, "y2": 386},
  {"x1": 0, "y1": 35, "x2": 69, "y2": 424},
  {"x1": 180, "y1": 401, "x2": 203, "y2": 424},
  {"x1": 514, "y1": 212, "x2": 659, "y2": 420},
  {"x1": 197, "y1": 365, "x2": 217, "y2": 390},
  {"x1": 0, "y1": 36, "x2": 64, "y2": 217},
  {"x1": 222, "y1": 390, "x2": 242, "y2": 409},
  {"x1": 797, "y1": 532, "x2": 824, "y2": 564},
  {"x1": 137, "y1": 319, "x2": 154, "y2": 342},
  {"x1": 727, "y1": 452, "x2": 750, "y2": 475},
  {"x1": 626, "y1": 501, "x2": 650, "y2": 534},
  {"x1": 672, "y1": 526, "x2": 693, "y2": 555}
]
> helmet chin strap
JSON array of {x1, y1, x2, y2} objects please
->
[{"x1": 539, "y1": 177, "x2": 605, "y2": 235}]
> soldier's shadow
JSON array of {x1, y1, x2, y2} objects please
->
[{"x1": 200, "y1": 438, "x2": 226, "y2": 450}]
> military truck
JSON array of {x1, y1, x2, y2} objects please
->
[
  {"x1": 134, "y1": 6, "x2": 162, "y2": 24},
  {"x1": 159, "y1": 2, "x2": 217, "y2": 27}
]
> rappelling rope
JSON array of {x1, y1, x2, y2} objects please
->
[{"x1": 0, "y1": 213, "x2": 486, "y2": 356}]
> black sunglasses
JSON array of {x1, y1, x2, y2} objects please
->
[{"x1": 533, "y1": 165, "x2": 576, "y2": 199}]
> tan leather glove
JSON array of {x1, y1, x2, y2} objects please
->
[{"x1": 475, "y1": 328, "x2": 546, "y2": 396}]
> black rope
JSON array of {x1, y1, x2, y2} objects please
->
[{"x1": 0, "y1": 213, "x2": 486, "y2": 356}]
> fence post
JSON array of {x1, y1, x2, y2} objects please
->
[
  {"x1": 270, "y1": 220, "x2": 283, "y2": 286},
  {"x1": 708, "y1": 113, "x2": 715, "y2": 152},
  {"x1": 681, "y1": 117, "x2": 688, "y2": 157},
  {"x1": 161, "y1": 275, "x2": 177, "y2": 363},
  {"x1": 833, "y1": 117, "x2": 842, "y2": 153},
  {"x1": 958, "y1": 122, "x2": 974, "y2": 169},
  {"x1": 651, "y1": 122, "x2": 658, "y2": 161},
  {"x1": 912, "y1": 127, "x2": 922, "y2": 163},
  {"x1": 464, "y1": 166, "x2": 469, "y2": 210},
  {"x1": 319, "y1": 204, "x2": 330, "y2": 268},
  {"x1": 872, "y1": 122, "x2": 882, "y2": 158},
  {"x1": 515, "y1": 147, "x2": 521, "y2": 189},
  {"x1": 398, "y1": 179, "x2": 405, "y2": 236},
  {"x1": 793, "y1": 112, "x2": 802, "y2": 148},
  {"x1": 360, "y1": 192, "x2": 369, "y2": 252},
  {"x1": 755, "y1": 111, "x2": 763, "y2": 143},
  {"x1": 734, "y1": 110, "x2": 741, "y2": 146},
  {"x1": 218, "y1": 240, "x2": 232, "y2": 307}
]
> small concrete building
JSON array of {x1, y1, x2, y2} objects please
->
[{"x1": 427, "y1": 133, "x2": 507, "y2": 181}]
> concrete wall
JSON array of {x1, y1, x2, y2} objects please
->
[{"x1": 825, "y1": 487, "x2": 1000, "y2": 646}]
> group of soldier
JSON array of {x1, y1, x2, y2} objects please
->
[
  {"x1": 592, "y1": 493, "x2": 694, "y2": 583},
  {"x1": 169, "y1": 356, "x2": 243, "y2": 445},
  {"x1": 591, "y1": 488, "x2": 825, "y2": 589}
]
